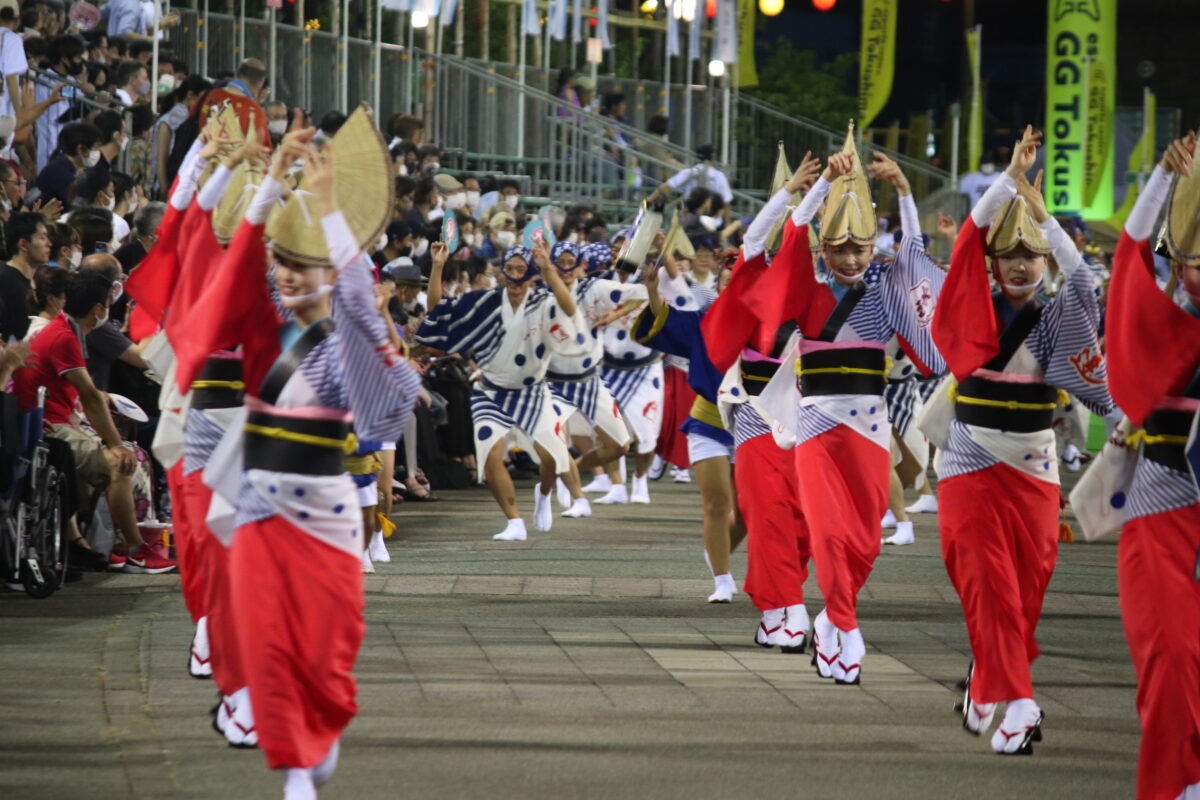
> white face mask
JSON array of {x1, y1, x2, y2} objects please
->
[
  {"x1": 279, "y1": 283, "x2": 334, "y2": 309},
  {"x1": 126, "y1": 196, "x2": 138, "y2": 214},
  {"x1": 103, "y1": 193, "x2": 115, "y2": 211},
  {"x1": 118, "y1": 135, "x2": 129, "y2": 153},
  {"x1": 567, "y1": 232, "x2": 580, "y2": 243},
  {"x1": 96, "y1": 304, "x2": 109, "y2": 325},
  {"x1": 412, "y1": 239, "x2": 430, "y2": 258},
  {"x1": 444, "y1": 193, "x2": 466, "y2": 211},
  {"x1": 980, "y1": 163, "x2": 996, "y2": 175},
  {"x1": 485, "y1": 275, "x2": 497, "y2": 289},
  {"x1": 68, "y1": 249, "x2": 81, "y2": 269},
  {"x1": 268, "y1": 119, "x2": 287, "y2": 136},
  {"x1": 699, "y1": 215, "x2": 720, "y2": 232},
  {"x1": 465, "y1": 190, "x2": 480, "y2": 208},
  {"x1": 83, "y1": 150, "x2": 101, "y2": 167},
  {"x1": 495, "y1": 230, "x2": 516, "y2": 249},
  {"x1": 504, "y1": 194, "x2": 519, "y2": 209}
]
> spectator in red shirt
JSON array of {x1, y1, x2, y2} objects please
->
[{"x1": 12, "y1": 269, "x2": 175, "y2": 573}]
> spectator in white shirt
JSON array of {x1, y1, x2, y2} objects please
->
[
  {"x1": 0, "y1": 0, "x2": 28, "y2": 121},
  {"x1": 113, "y1": 60, "x2": 149, "y2": 107},
  {"x1": 957, "y1": 153, "x2": 1001, "y2": 208},
  {"x1": 653, "y1": 144, "x2": 734, "y2": 205},
  {"x1": 35, "y1": 34, "x2": 84, "y2": 173}
]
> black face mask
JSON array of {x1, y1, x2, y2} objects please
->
[{"x1": 66, "y1": 61, "x2": 84, "y2": 76}]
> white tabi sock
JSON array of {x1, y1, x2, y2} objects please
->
[
  {"x1": 708, "y1": 573, "x2": 735, "y2": 603},
  {"x1": 312, "y1": 739, "x2": 340, "y2": 786},
  {"x1": 534, "y1": 487, "x2": 553, "y2": 531},
  {"x1": 360, "y1": 548, "x2": 375, "y2": 574},
  {"x1": 582, "y1": 473, "x2": 612, "y2": 493},
  {"x1": 561, "y1": 497, "x2": 591, "y2": 518},
  {"x1": 884, "y1": 520, "x2": 915, "y2": 545},
  {"x1": 493, "y1": 518, "x2": 527, "y2": 541},
  {"x1": 905, "y1": 494, "x2": 939, "y2": 514},
  {"x1": 992, "y1": 698, "x2": 1043, "y2": 754},
  {"x1": 595, "y1": 484, "x2": 628, "y2": 505},
  {"x1": 368, "y1": 529, "x2": 391, "y2": 563},
  {"x1": 189, "y1": 616, "x2": 212, "y2": 678},
  {"x1": 630, "y1": 474, "x2": 650, "y2": 503},
  {"x1": 283, "y1": 768, "x2": 317, "y2": 800},
  {"x1": 881, "y1": 508, "x2": 897, "y2": 528},
  {"x1": 556, "y1": 478, "x2": 572, "y2": 509}
]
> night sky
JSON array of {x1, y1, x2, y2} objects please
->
[{"x1": 761, "y1": 0, "x2": 1200, "y2": 145}]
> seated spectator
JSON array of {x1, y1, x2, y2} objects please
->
[
  {"x1": 372, "y1": 219, "x2": 412, "y2": 269},
  {"x1": 93, "y1": 109, "x2": 127, "y2": 168},
  {"x1": 434, "y1": 172, "x2": 466, "y2": 214},
  {"x1": 24, "y1": 262, "x2": 66, "y2": 340},
  {"x1": 73, "y1": 162, "x2": 115, "y2": 214},
  {"x1": 104, "y1": 35, "x2": 127, "y2": 63},
  {"x1": 78, "y1": 253, "x2": 146, "y2": 389},
  {"x1": 67, "y1": 206, "x2": 114, "y2": 255},
  {"x1": 393, "y1": 174, "x2": 415, "y2": 220},
  {"x1": 0, "y1": 158, "x2": 27, "y2": 215},
  {"x1": 114, "y1": 59, "x2": 151, "y2": 107},
  {"x1": 128, "y1": 40, "x2": 153, "y2": 65},
  {"x1": 461, "y1": 173, "x2": 481, "y2": 215},
  {"x1": 44, "y1": 220, "x2": 80, "y2": 268},
  {"x1": 11, "y1": 268, "x2": 175, "y2": 573},
  {"x1": 387, "y1": 259, "x2": 427, "y2": 323},
  {"x1": 0, "y1": 212, "x2": 50, "y2": 342},
  {"x1": 315, "y1": 109, "x2": 347, "y2": 144},
  {"x1": 476, "y1": 209, "x2": 516, "y2": 261},
  {"x1": 36, "y1": 122, "x2": 103, "y2": 207},
  {"x1": 404, "y1": 175, "x2": 437, "y2": 241},
  {"x1": 81, "y1": 29, "x2": 108, "y2": 63},
  {"x1": 416, "y1": 144, "x2": 442, "y2": 175},
  {"x1": 114, "y1": 200, "x2": 162, "y2": 273},
  {"x1": 85, "y1": 62, "x2": 111, "y2": 95}
]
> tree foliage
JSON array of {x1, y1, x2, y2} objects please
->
[{"x1": 747, "y1": 39, "x2": 857, "y2": 130}]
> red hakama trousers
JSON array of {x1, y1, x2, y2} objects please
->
[
  {"x1": 738, "y1": 433, "x2": 810, "y2": 611},
  {"x1": 231, "y1": 516, "x2": 364, "y2": 770},
  {"x1": 794, "y1": 425, "x2": 888, "y2": 631},
  {"x1": 167, "y1": 461, "x2": 206, "y2": 624},
  {"x1": 939, "y1": 463, "x2": 1059, "y2": 703},
  {"x1": 180, "y1": 472, "x2": 244, "y2": 696},
  {"x1": 1119, "y1": 504, "x2": 1200, "y2": 800},
  {"x1": 656, "y1": 364, "x2": 693, "y2": 469}
]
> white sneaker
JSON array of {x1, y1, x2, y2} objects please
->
[
  {"x1": 834, "y1": 627, "x2": 864, "y2": 685},
  {"x1": 582, "y1": 474, "x2": 612, "y2": 493},
  {"x1": 905, "y1": 494, "x2": 939, "y2": 514},
  {"x1": 361, "y1": 548, "x2": 375, "y2": 574},
  {"x1": 595, "y1": 484, "x2": 629, "y2": 505},
  {"x1": 493, "y1": 518, "x2": 528, "y2": 541},
  {"x1": 313, "y1": 739, "x2": 340, "y2": 786},
  {"x1": 884, "y1": 520, "x2": 915, "y2": 546},
  {"x1": 630, "y1": 474, "x2": 650, "y2": 503},
  {"x1": 881, "y1": 508, "x2": 897, "y2": 529},
  {"x1": 647, "y1": 454, "x2": 666, "y2": 480},
  {"x1": 225, "y1": 686, "x2": 257, "y2": 748},
  {"x1": 779, "y1": 604, "x2": 809, "y2": 653},
  {"x1": 671, "y1": 467, "x2": 691, "y2": 483},
  {"x1": 534, "y1": 487, "x2": 553, "y2": 531},
  {"x1": 561, "y1": 498, "x2": 592, "y2": 518},
  {"x1": 283, "y1": 768, "x2": 317, "y2": 800},
  {"x1": 368, "y1": 529, "x2": 391, "y2": 563},
  {"x1": 707, "y1": 573, "x2": 736, "y2": 603},
  {"x1": 556, "y1": 478, "x2": 572, "y2": 509},
  {"x1": 755, "y1": 608, "x2": 785, "y2": 647},
  {"x1": 991, "y1": 699, "x2": 1044, "y2": 755},
  {"x1": 189, "y1": 616, "x2": 213, "y2": 679}
]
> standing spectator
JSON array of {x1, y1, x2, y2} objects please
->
[
  {"x1": 371, "y1": 219, "x2": 412, "y2": 269},
  {"x1": 114, "y1": 60, "x2": 150, "y2": 106},
  {"x1": 654, "y1": 144, "x2": 733, "y2": 205},
  {"x1": 126, "y1": 104, "x2": 154, "y2": 192},
  {"x1": 93, "y1": 109, "x2": 127, "y2": 167},
  {"x1": 35, "y1": 34, "x2": 85, "y2": 173},
  {"x1": 0, "y1": 0, "x2": 28, "y2": 144},
  {"x1": 553, "y1": 68, "x2": 580, "y2": 116},
  {"x1": 36, "y1": 122, "x2": 103, "y2": 207},
  {"x1": 101, "y1": 0, "x2": 153, "y2": 40},
  {"x1": 264, "y1": 99, "x2": 288, "y2": 145},
  {"x1": 386, "y1": 112, "x2": 423, "y2": 159},
  {"x1": 197, "y1": 58, "x2": 269, "y2": 146},
  {"x1": 0, "y1": 212, "x2": 51, "y2": 341},
  {"x1": 152, "y1": 75, "x2": 209, "y2": 196}
]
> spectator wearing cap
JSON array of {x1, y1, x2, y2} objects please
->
[
  {"x1": 434, "y1": 173, "x2": 466, "y2": 214},
  {"x1": 373, "y1": 219, "x2": 413, "y2": 270},
  {"x1": 476, "y1": 209, "x2": 516, "y2": 262},
  {"x1": 653, "y1": 143, "x2": 733, "y2": 206},
  {"x1": 385, "y1": 257, "x2": 426, "y2": 322}
]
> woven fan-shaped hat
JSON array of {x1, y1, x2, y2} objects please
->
[
  {"x1": 211, "y1": 160, "x2": 264, "y2": 245},
  {"x1": 196, "y1": 104, "x2": 247, "y2": 191},
  {"x1": 266, "y1": 104, "x2": 393, "y2": 267},
  {"x1": 819, "y1": 122, "x2": 876, "y2": 247},
  {"x1": 1165, "y1": 168, "x2": 1200, "y2": 266},
  {"x1": 985, "y1": 196, "x2": 1051, "y2": 257}
]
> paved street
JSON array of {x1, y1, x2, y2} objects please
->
[{"x1": 1, "y1": 476, "x2": 1139, "y2": 799}]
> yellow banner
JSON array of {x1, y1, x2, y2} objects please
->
[
  {"x1": 736, "y1": 0, "x2": 758, "y2": 88},
  {"x1": 966, "y1": 26, "x2": 983, "y2": 172},
  {"x1": 1082, "y1": 59, "x2": 1109, "y2": 208},
  {"x1": 858, "y1": 0, "x2": 897, "y2": 130},
  {"x1": 1108, "y1": 90, "x2": 1155, "y2": 227}
]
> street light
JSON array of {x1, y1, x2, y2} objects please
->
[
  {"x1": 759, "y1": 0, "x2": 784, "y2": 15},
  {"x1": 411, "y1": 9, "x2": 429, "y2": 27},
  {"x1": 708, "y1": 59, "x2": 725, "y2": 77}
]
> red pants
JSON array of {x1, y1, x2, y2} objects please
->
[
  {"x1": 231, "y1": 515, "x2": 364, "y2": 770},
  {"x1": 794, "y1": 425, "x2": 887, "y2": 631},
  {"x1": 166, "y1": 462, "x2": 206, "y2": 624},
  {"x1": 940, "y1": 463, "x2": 1059, "y2": 703},
  {"x1": 1119, "y1": 505, "x2": 1200, "y2": 800},
  {"x1": 656, "y1": 365, "x2": 693, "y2": 469},
  {"x1": 737, "y1": 433, "x2": 809, "y2": 611},
  {"x1": 180, "y1": 472, "x2": 243, "y2": 696}
]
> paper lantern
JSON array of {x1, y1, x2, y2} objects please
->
[
  {"x1": 759, "y1": 0, "x2": 783, "y2": 15},
  {"x1": 812, "y1": 0, "x2": 835, "y2": 10}
]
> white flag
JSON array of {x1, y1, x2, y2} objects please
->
[
  {"x1": 571, "y1": 0, "x2": 583, "y2": 43},
  {"x1": 666, "y1": 1, "x2": 680, "y2": 57},
  {"x1": 715, "y1": 0, "x2": 737, "y2": 65},
  {"x1": 439, "y1": 0, "x2": 457, "y2": 26},
  {"x1": 522, "y1": 0, "x2": 540, "y2": 36},
  {"x1": 597, "y1": 0, "x2": 612, "y2": 49},
  {"x1": 549, "y1": 0, "x2": 568, "y2": 41},
  {"x1": 688, "y1": 12, "x2": 701, "y2": 61}
]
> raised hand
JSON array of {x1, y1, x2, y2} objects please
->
[
  {"x1": 1006, "y1": 125, "x2": 1043, "y2": 179},
  {"x1": 1014, "y1": 169, "x2": 1049, "y2": 223},
  {"x1": 304, "y1": 143, "x2": 337, "y2": 217},
  {"x1": 1159, "y1": 131, "x2": 1196, "y2": 178},
  {"x1": 785, "y1": 150, "x2": 822, "y2": 194},
  {"x1": 867, "y1": 152, "x2": 911, "y2": 195},
  {"x1": 822, "y1": 150, "x2": 856, "y2": 181},
  {"x1": 269, "y1": 126, "x2": 315, "y2": 181},
  {"x1": 430, "y1": 240, "x2": 449, "y2": 269},
  {"x1": 936, "y1": 212, "x2": 957, "y2": 240}
]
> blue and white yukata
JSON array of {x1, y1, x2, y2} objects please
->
[{"x1": 601, "y1": 271, "x2": 665, "y2": 455}]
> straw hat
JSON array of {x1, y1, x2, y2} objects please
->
[
  {"x1": 1165, "y1": 168, "x2": 1200, "y2": 265},
  {"x1": 985, "y1": 196, "x2": 1051, "y2": 257},
  {"x1": 819, "y1": 122, "x2": 876, "y2": 247},
  {"x1": 212, "y1": 160, "x2": 264, "y2": 244},
  {"x1": 266, "y1": 104, "x2": 392, "y2": 267},
  {"x1": 196, "y1": 104, "x2": 247, "y2": 191}
]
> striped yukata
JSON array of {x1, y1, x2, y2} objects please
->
[
  {"x1": 931, "y1": 172, "x2": 1114, "y2": 710},
  {"x1": 601, "y1": 273, "x2": 664, "y2": 455},
  {"x1": 417, "y1": 283, "x2": 590, "y2": 478},
  {"x1": 546, "y1": 274, "x2": 646, "y2": 446},
  {"x1": 1106, "y1": 164, "x2": 1200, "y2": 800}
]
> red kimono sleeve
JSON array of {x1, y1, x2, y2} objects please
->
[
  {"x1": 701, "y1": 250, "x2": 764, "y2": 373},
  {"x1": 1106, "y1": 232, "x2": 1200, "y2": 426},
  {"x1": 741, "y1": 220, "x2": 834, "y2": 339},
  {"x1": 164, "y1": 203, "x2": 226, "y2": 356},
  {"x1": 931, "y1": 216, "x2": 1001, "y2": 381}
]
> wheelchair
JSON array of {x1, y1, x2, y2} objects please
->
[{"x1": 1, "y1": 387, "x2": 69, "y2": 599}]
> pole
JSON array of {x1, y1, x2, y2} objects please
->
[
  {"x1": 949, "y1": 102, "x2": 960, "y2": 190},
  {"x1": 1138, "y1": 86, "x2": 1151, "y2": 191},
  {"x1": 662, "y1": 14, "x2": 670, "y2": 117},
  {"x1": 406, "y1": 15, "x2": 415, "y2": 114},
  {"x1": 202, "y1": 0, "x2": 210, "y2": 77},
  {"x1": 340, "y1": 0, "x2": 350, "y2": 111},
  {"x1": 683, "y1": 19, "x2": 692, "y2": 154},
  {"x1": 268, "y1": 7, "x2": 276, "y2": 99},
  {"x1": 237, "y1": 0, "x2": 245, "y2": 59},
  {"x1": 720, "y1": 75, "x2": 730, "y2": 166},
  {"x1": 373, "y1": 0, "x2": 383, "y2": 114},
  {"x1": 518, "y1": 27, "x2": 527, "y2": 161},
  {"x1": 151, "y1": 0, "x2": 160, "y2": 104}
]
